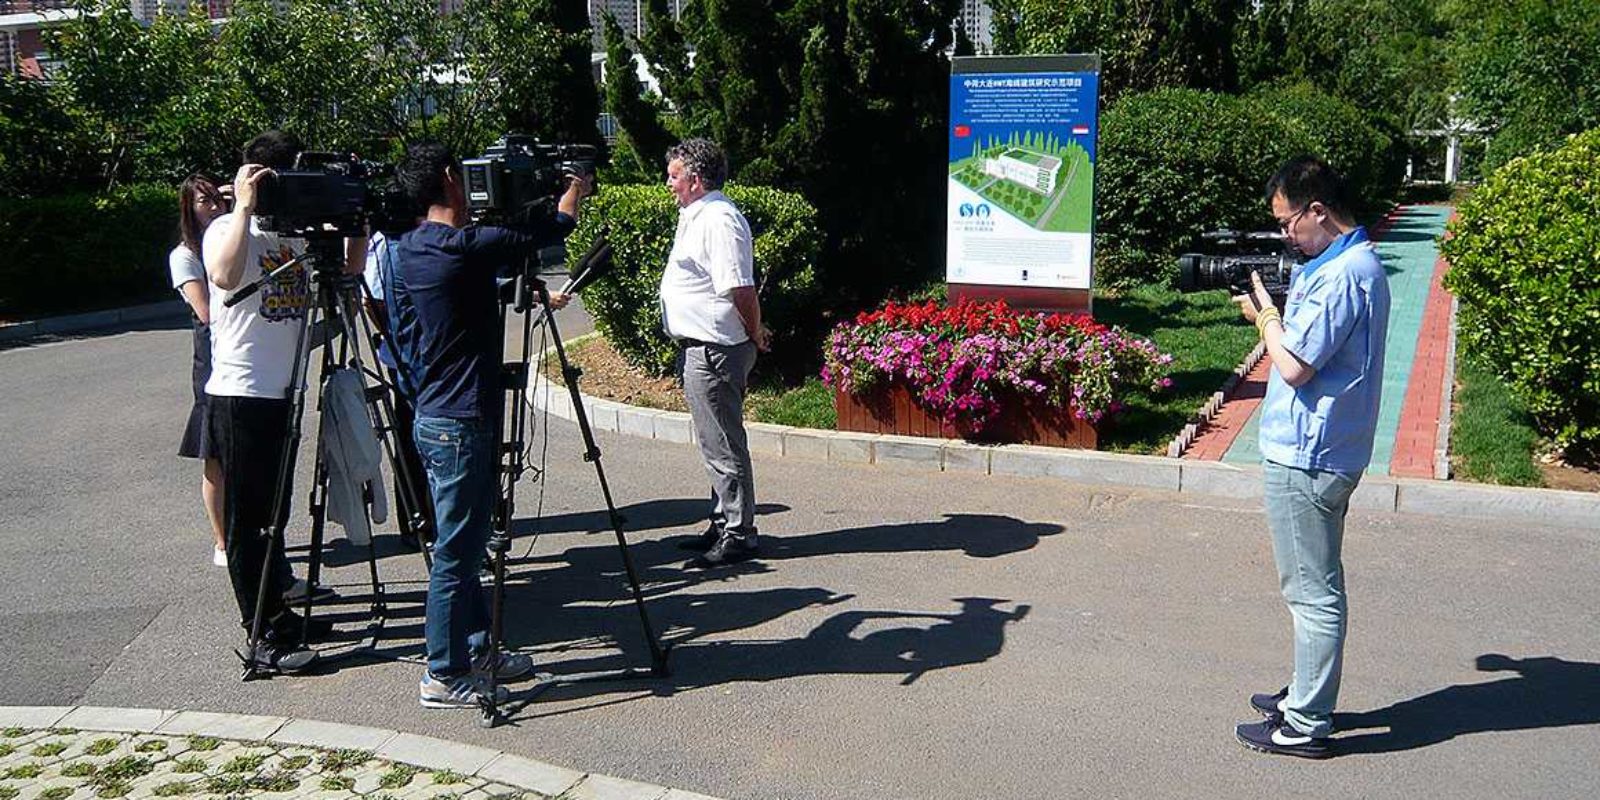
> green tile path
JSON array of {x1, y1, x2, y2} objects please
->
[{"x1": 1222, "y1": 206, "x2": 1454, "y2": 474}]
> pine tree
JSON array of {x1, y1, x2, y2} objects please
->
[{"x1": 601, "y1": 11, "x2": 677, "y2": 179}]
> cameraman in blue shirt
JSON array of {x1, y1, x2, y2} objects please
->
[
  {"x1": 1232, "y1": 156, "x2": 1390, "y2": 758},
  {"x1": 388, "y1": 141, "x2": 588, "y2": 710}
]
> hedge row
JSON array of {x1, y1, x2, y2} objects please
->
[
  {"x1": 0, "y1": 184, "x2": 177, "y2": 317},
  {"x1": 1441, "y1": 128, "x2": 1600, "y2": 458},
  {"x1": 1095, "y1": 84, "x2": 1404, "y2": 289},
  {"x1": 567, "y1": 183, "x2": 822, "y2": 376}
]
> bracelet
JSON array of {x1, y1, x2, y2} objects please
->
[{"x1": 1255, "y1": 309, "x2": 1280, "y2": 337}]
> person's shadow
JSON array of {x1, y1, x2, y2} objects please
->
[{"x1": 1332, "y1": 654, "x2": 1600, "y2": 755}]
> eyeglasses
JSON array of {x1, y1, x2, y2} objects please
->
[{"x1": 1276, "y1": 205, "x2": 1309, "y2": 233}]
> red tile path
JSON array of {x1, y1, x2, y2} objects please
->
[
  {"x1": 1389, "y1": 212, "x2": 1459, "y2": 478},
  {"x1": 1182, "y1": 356, "x2": 1270, "y2": 460}
]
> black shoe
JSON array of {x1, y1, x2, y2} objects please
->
[
  {"x1": 1251, "y1": 686, "x2": 1288, "y2": 718},
  {"x1": 240, "y1": 639, "x2": 318, "y2": 677},
  {"x1": 1235, "y1": 719, "x2": 1332, "y2": 759},
  {"x1": 272, "y1": 611, "x2": 334, "y2": 643},
  {"x1": 677, "y1": 523, "x2": 724, "y2": 553},
  {"x1": 398, "y1": 530, "x2": 422, "y2": 552},
  {"x1": 691, "y1": 532, "x2": 757, "y2": 567}
]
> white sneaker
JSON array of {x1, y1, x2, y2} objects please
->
[
  {"x1": 419, "y1": 672, "x2": 510, "y2": 709},
  {"x1": 212, "y1": 547, "x2": 227, "y2": 568}
]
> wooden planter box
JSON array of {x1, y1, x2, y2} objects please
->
[{"x1": 834, "y1": 382, "x2": 1098, "y2": 449}]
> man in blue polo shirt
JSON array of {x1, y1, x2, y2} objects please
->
[
  {"x1": 1232, "y1": 156, "x2": 1390, "y2": 758},
  {"x1": 388, "y1": 141, "x2": 587, "y2": 709}
]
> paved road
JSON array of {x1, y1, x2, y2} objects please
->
[{"x1": 2, "y1": 311, "x2": 1598, "y2": 800}]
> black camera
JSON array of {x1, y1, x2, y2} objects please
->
[
  {"x1": 1176, "y1": 229, "x2": 1302, "y2": 304},
  {"x1": 254, "y1": 152, "x2": 415, "y2": 239},
  {"x1": 462, "y1": 135, "x2": 597, "y2": 224}
]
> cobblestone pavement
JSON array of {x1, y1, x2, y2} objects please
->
[{"x1": 0, "y1": 727, "x2": 531, "y2": 800}]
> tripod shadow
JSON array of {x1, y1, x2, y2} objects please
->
[
  {"x1": 523, "y1": 596, "x2": 1031, "y2": 712},
  {"x1": 1332, "y1": 654, "x2": 1600, "y2": 755},
  {"x1": 509, "y1": 499, "x2": 792, "y2": 538}
]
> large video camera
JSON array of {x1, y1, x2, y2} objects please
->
[
  {"x1": 1176, "y1": 229, "x2": 1302, "y2": 305},
  {"x1": 462, "y1": 135, "x2": 598, "y2": 225},
  {"x1": 254, "y1": 152, "x2": 415, "y2": 241}
]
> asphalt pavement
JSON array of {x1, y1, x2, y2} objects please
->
[{"x1": 2, "y1": 306, "x2": 1598, "y2": 799}]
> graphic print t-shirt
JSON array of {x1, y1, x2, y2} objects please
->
[{"x1": 202, "y1": 212, "x2": 308, "y2": 398}]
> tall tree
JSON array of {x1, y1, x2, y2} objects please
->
[{"x1": 600, "y1": 11, "x2": 677, "y2": 179}]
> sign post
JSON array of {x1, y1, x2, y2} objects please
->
[{"x1": 947, "y1": 54, "x2": 1101, "y2": 314}]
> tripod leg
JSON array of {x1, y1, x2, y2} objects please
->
[{"x1": 539, "y1": 299, "x2": 670, "y2": 676}]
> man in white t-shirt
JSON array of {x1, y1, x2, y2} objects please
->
[
  {"x1": 659, "y1": 138, "x2": 770, "y2": 567},
  {"x1": 202, "y1": 130, "x2": 365, "y2": 673}
]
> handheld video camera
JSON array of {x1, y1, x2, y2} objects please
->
[
  {"x1": 1176, "y1": 230, "x2": 1302, "y2": 305},
  {"x1": 462, "y1": 135, "x2": 598, "y2": 225},
  {"x1": 254, "y1": 152, "x2": 415, "y2": 241}
]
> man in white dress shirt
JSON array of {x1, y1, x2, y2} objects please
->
[{"x1": 659, "y1": 138, "x2": 770, "y2": 567}]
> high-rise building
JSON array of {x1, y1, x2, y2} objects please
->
[
  {"x1": 960, "y1": 0, "x2": 994, "y2": 53},
  {"x1": 588, "y1": 0, "x2": 682, "y2": 50}
]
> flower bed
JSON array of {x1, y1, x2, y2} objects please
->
[{"x1": 821, "y1": 299, "x2": 1174, "y2": 447}]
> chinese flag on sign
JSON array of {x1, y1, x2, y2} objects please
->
[{"x1": 954, "y1": 125, "x2": 971, "y2": 138}]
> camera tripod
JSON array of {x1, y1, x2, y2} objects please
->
[
  {"x1": 225, "y1": 234, "x2": 425, "y2": 680},
  {"x1": 476, "y1": 236, "x2": 669, "y2": 727}
]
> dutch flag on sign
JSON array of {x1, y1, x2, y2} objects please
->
[{"x1": 1071, "y1": 124, "x2": 1090, "y2": 135}]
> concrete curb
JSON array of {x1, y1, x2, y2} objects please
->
[
  {"x1": 0, "y1": 705, "x2": 720, "y2": 800},
  {"x1": 0, "y1": 299, "x2": 188, "y2": 344},
  {"x1": 528, "y1": 343, "x2": 1599, "y2": 533}
]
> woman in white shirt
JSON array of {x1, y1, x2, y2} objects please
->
[{"x1": 168, "y1": 173, "x2": 230, "y2": 567}]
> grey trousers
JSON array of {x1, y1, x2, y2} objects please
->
[{"x1": 681, "y1": 340, "x2": 758, "y2": 540}]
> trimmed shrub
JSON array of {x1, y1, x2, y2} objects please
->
[
  {"x1": 568, "y1": 183, "x2": 821, "y2": 376},
  {"x1": 1252, "y1": 82, "x2": 1406, "y2": 216},
  {"x1": 1095, "y1": 88, "x2": 1312, "y2": 289},
  {"x1": 0, "y1": 183, "x2": 177, "y2": 317},
  {"x1": 1440, "y1": 128, "x2": 1600, "y2": 458}
]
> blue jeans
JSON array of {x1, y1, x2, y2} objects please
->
[
  {"x1": 414, "y1": 415, "x2": 495, "y2": 678},
  {"x1": 1263, "y1": 460, "x2": 1360, "y2": 737}
]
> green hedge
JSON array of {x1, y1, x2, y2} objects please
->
[
  {"x1": 0, "y1": 184, "x2": 177, "y2": 317},
  {"x1": 1441, "y1": 128, "x2": 1600, "y2": 458},
  {"x1": 1095, "y1": 86, "x2": 1403, "y2": 290},
  {"x1": 568, "y1": 183, "x2": 821, "y2": 376}
]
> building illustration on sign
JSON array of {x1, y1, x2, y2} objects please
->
[{"x1": 985, "y1": 149, "x2": 1062, "y2": 194}]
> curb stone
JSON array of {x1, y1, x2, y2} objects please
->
[
  {"x1": 0, "y1": 705, "x2": 723, "y2": 800},
  {"x1": 0, "y1": 300, "x2": 187, "y2": 344},
  {"x1": 527, "y1": 339, "x2": 1599, "y2": 534}
]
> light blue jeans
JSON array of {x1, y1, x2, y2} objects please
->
[{"x1": 1263, "y1": 460, "x2": 1359, "y2": 738}]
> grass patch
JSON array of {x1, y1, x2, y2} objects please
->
[
  {"x1": 377, "y1": 764, "x2": 418, "y2": 789},
  {"x1": 39, "y1": 787, "x2": 73, "y2": 800},
  {"x1": 318, "y1": 748, "x2": 371, "y2": 772},
  {"x1": 430, "y1": 769, "x2": 467, "y2": 785},
  {"x1": 48, "y1": 730, "x2": 78, "y2": 736},
  {"x1": 220, "y1": 753, "x2": 266, "y2": 774},
  {"x1": 279, "y1": 754, "x2": 312, "y2": 771},
  {"x1": 91, "y1": 757, "x2": 152, "y2": 788},
  {"x1": 0, "y1": 744, "x2": 13, "y2": 758},
  {"x1": 92, "y1": 785, "x2": 128, "y2": 800},
  {"x1": 151, "y1": 781, "x2": 195, "y2": 797},
  {"x1": 203, "y1": 775, "x2": 251, "y2": 795},
  {"x1": 0, "y1": 787, "x2": 15, "y2": 800},
  {"x1": 82, "y1": 740, "x2": 119, "y2": 757},
  {"x1": 1, "y1": 728, "x2": 25, "y2": 738},
  {"x1": 132, "y1": 740, "x2": 167, "y2": 754},
  {"x1": 1094, "y1": 285, "x2": 1258, "y2": 454},
  {"x1": 169, "y1": 757, "x2": 206, "y2": 775},
  {"x1": 182, "y1": 737, "x2": 218, "y2": 752},
  {"x1": 1450, "y1": 354, "x2": 1543, "y2": 486},
  {"x1": 749, "y1": 376, "x2": 835, "y2": 428},
  {"x1": 319, "y1": 775, "x2": 355, "y2": 792},
  {"x1": 3, "y1": 764, "x2": 43, "y2": 780},
  {"x1": 61, "y1": 763, "x2": 97, "y2": 778},
  {"x1": 32, "y1": 742, "x2": 69, "y2": 757},
  {"x1": 250, "y1": 771, "x2": 298, "y2": 792}
]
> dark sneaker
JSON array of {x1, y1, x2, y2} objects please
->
[
  {"x1": 472, "y1": 648, "x2": 535, "y2": 681},
  {"x1": 282, "y1": 579, "x2": 337, "y2": 604},
  {"x1": 1235, "y1": 719, "x2": 1332, "y2": 759},
  {"x1": 241, "y1": 639, "x2": 317, "y2": 676},
  {"x1": 691, "y1": 532, "x2": 757, "y2": 568},
  {"x1": 677, "y1": 523, "x2": 724, "y2": 552},
  {"x1": 419, "y1": 672, "x2": 511, "y2": 710},
  {"x1": 1251, "y1": 686, "x2": 1288, "y2": 718}
]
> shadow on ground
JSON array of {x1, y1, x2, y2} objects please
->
[{"x1": 1333, "y1": 654, "x2": 1600, "y2": 755}]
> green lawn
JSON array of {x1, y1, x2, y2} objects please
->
[
  {"x1": 1449, "y1": 353, "x2": 1543, "y2": 486},
  {"x1": 1093, "y1": 285, "x2": 1260, "y2": 453}
]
